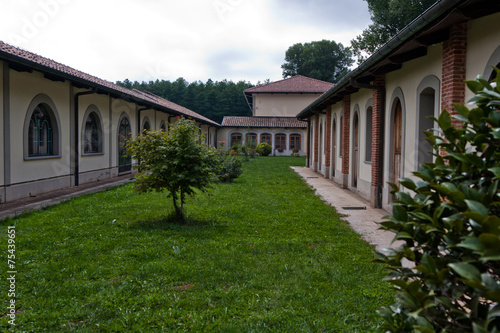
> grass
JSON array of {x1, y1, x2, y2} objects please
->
[{"x1": 0, "y1": 157, "x2": 392, "y2": 332}]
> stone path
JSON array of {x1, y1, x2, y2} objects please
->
[{"x1": 291, "y1": 166, "x2": 401, "y2": 253}]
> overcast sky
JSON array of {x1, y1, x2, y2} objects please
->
[{"x1": 0, "y1": 0, "x2": 371, "y2": 85}]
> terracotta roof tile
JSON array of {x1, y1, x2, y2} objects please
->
[
  {"x1": 221, "y1": 116, "x2": 307, "y2": 128},
  {"x1": 244, "y1": 75, "x2": 334, "y2": 93},
  {"x1": 0, "y1": 41, "x2": 219, "y2": 127}
]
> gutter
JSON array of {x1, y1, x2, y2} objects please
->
[{"x1": 297, "y1": 0, "x2": 468, "y2": 119}]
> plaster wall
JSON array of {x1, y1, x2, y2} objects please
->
[{"x1": 253, "y1": 93, "x2": 322, "y2": 117}]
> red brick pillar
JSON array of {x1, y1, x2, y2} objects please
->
[
  {"x1": 371, "y1": 75, "x2": 385, "y2": 208},
  {"x1": 313, "y1": 114, "x2": 319, "y2": 171},
  {"x1": 324, "y1": 106, "x2": 332, "y2": 178},
  {"x1": 341, "y1": 95, "x2": 350, "y2": 188},
  {"x1": 442, "y1": 23, "x2": 467, "y2": 128},
  {"x1": 306, "y1": 120, "x2": 311, "y2": 168}
]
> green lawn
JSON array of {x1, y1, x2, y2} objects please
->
[{"x1": 0, "y1": 157, "x2": 392, "y2": 332}]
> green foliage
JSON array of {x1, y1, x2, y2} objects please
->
[
  {"x1": 377, "y1": 73, "x2": 500, "y2": 332},
  {"x1": 116, "y1": 78, "x2": 254, "y2": 124},
  {"x1": 127, "y1": 118, "x2": 220, "y2": 221},
  {"x1": 281, "y1": 39, "x2": 353, "y2": 83},
  {"x1": 256, "y1": 142, "x2": 272, "y2": 156},
  {"x1": 351, "y1": 0, "x2": 435, "y2": 63},
  {"x1": 216, "y1": 155, "x2": 243, "y2": 183}
]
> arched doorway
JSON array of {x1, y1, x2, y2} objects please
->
[
  {"x1": 352, "y1": 113, "x2": 359, "y2": 188},
  {"x1": 118, "y1": 116, "x2": 132, "y2": 173},
  {"x1": 319, "y1": 121, "x2": 323, "y2": 171},
  {"x1": 331, "y1": 118, "x2": 336, "y2": 178},
  {"x1": 392, "y1": 100, "x2": 403, "y2": 190}
]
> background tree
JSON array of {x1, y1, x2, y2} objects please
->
[
  {"x1": 116, "y1": 78, "x2": 254, "y2": 124},
  {"x1": 351, "y1": 0, "x2": 436, "y2": 63},
  {"x1": 127, "y1": 118, "x2": 220, "y2": 222},
  {"x1": 281, "y1": 39, "x2": 353, "y2": 83}
]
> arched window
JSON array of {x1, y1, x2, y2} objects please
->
[
  {"x1": 230, "y1": 132, "x2": 242, "y2": 147},
  {"x1": 142, "y1": 117, "x2": 151, "y2": 133},
  {"x1": 290, "y1": 134, "x2": 301, "y2": 150},
  {"x1": 260, "y1": 133, "x2": 271, "y2": 146},
  {"x1": 275, "y1": 133, "x2": 286, "y2": 150},
  {"x1": 28, "y1": 104, "x2": 53, "y2": 156},
  {"x1": 339, "y1": 115, "x2": 343, "y2": 157},
  {"x1": 365, "y1": 105, "x2": 373, "y2": 162},
  {"x1": 160, "y1": 120, "x2": 167, "y2": 132},
  {"x1": 83, "y1": 111, "x2": 102, "y2": 154},
  {"x1": 245, "y1": 133, "x2": 257, "y2": 146},
  {"x1": 416, "y1": 76, "x2": 440, "y2": 169},
  {"x1": 118, "y1": 116, "x2": 132, "y2": 173}
]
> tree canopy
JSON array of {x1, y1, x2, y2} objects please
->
[
  {"x1": 127, "y1": 118, "x2": 220, "y2": 222},
  {"x1": 351, "y1": 0, "x2": 436, "y2": 63},
  {"x1": 116, "y1": 78, "x2": 255, "y2": 124},
  {"x1": 281, "y1": 39, "x2": 353, "y2": 83}
]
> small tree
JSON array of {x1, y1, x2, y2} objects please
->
[
  {"x1": 377, "y1": 74, "x2": 500, "y2": 332},
  {"x1": 127, "y1": 118, "x2": 219, "y2": 222}
]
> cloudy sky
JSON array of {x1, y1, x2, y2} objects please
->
[{"x1": 0, "y1": 0, "x2": 371, "y2": 84}]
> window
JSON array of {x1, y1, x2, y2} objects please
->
[
  {"x1": 28, "y1": 104, "x2": 53, "y2": 156},
  {"x1": 245, "y1": 133, "x2": 257, "y2": 146},
  {"x1": 365, "y1": 106, "x2": 373, "y2": 162},
  {"x1": 230, "y1": 133, "x2": 242, "y2": 147},
  {"x1": 275, "y1": 134, "x2": 286, "y2": 150},
  {"x1": 118, "y1": 116, "x2": 132, "y2": 173},
  {"x1": 160, "y1": 121, "x2": 167, "y2": 132},
  {"x1": 260, "y1": 133, "x2": 271, "y2": 145},
  {"x1": 339, "y1": 115, "x2": 343, "y2": 157},
  {"x1": 290, "y1": 134, "x2": 301, "y2": 150},
  {"x1": 142, "y1": 117, "x2": 151, "y2": 133},
  {"x1": 84, "y1": 112, "x2": 102, "y2": 154}
]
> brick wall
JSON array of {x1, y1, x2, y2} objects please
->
[
  {"x1": 371, "y1": 75, "x2": 385, "y2": 189},
  {"x1": 442, "y1": 23, "x2": 467, "y2": 128},
  {"x1": 341, "y1": 95, "x2": 350, "y2": 180},
  {"x1": 314, "y1": 114, "x2": 319, "y2": 164}
]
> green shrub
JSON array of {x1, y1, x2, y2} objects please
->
[
  {"x1": 377, "y1": 73, "x2": 500, "y2": 332},
  {"x1": 217, "y1": 155, "x2": 243, "y2": 182},
  {"x1": 256, "y1": 142, "x2": 272, "y2": 156}
]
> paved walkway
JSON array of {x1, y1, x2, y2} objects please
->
[
  {"x1": 292, "y1": 167, "x2": 401, "y2": 253},
  {"x1": 0, "y1": 174, "x2": 134, "y2": 220}
]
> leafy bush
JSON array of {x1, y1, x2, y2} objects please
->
[
  {"x1": 256, "y1": 142, "x2": 272, "y2": 156},
  {"x1": 377, "y1": 74, "x2": 500, "y2": 332},
  {"x1": 127, "y1": 118, "x2": 219, "y2": 221},
  {"x1": 216, "y1": 155, "x2": 243, "y2": 182}
]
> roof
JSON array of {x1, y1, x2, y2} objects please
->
[
  {"x1": 244, "y1": 75, "x2": 334, "y2": 111},
  {"x1": 222, "y1": 116, "x2": 307, "y2": 128},
  {"x1": 245, "y1": 75, "x2": 334, "y2": 93},
  {"x1": 297, "y1": 0, "x2": 500, "y2": 119},
  {"x1": 0, "y1": 41, "x2": 220, "y2": 127}
]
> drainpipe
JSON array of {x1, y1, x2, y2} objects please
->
[
  {"x1": 74, "y1": 89, "x2": 96, "y2": 187},
  {"x1": 137, "y1": 107, "x2": 148, "y2": 134}
]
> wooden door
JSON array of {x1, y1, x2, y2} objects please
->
[{"x1": 392, "y1": 101, "x2": 403, "y2": 189}]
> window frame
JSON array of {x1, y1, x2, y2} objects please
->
[
  {"x1": 23, "y1": 94, "x2": 61, "y2": 160},
  {"x1": 260, "y1": 133, "x2": 272, "y2": 146},
  {"x1": 289, "y1": 133, "x2": 301, "y2": 150},
  {"x1": 230, "y1": 132, "x2": 242, "y2": 147},
  {"x1": 275, "y1": 133, "x2": 286, "y2": 150},
  {"x1": 81, "y1": 105, "x2": 104, "y2": 156}
]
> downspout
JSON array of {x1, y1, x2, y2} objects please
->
[
  {"x1": 137, "y1": 107, "x2": 148, "y2": 134},
  {"x1": 74, "y1": 88, "x2": 96, "y2": 187}
]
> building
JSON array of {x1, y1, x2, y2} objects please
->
[
  {"x1": 297, "y1": 0, "x2": 500, "y2": 211},
  {"x1": 0, "y1": 41, "x2": 220, "y2": 203},
  {"x1": 219, "y1": 75, "x2": 333, "y2": 156}
]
